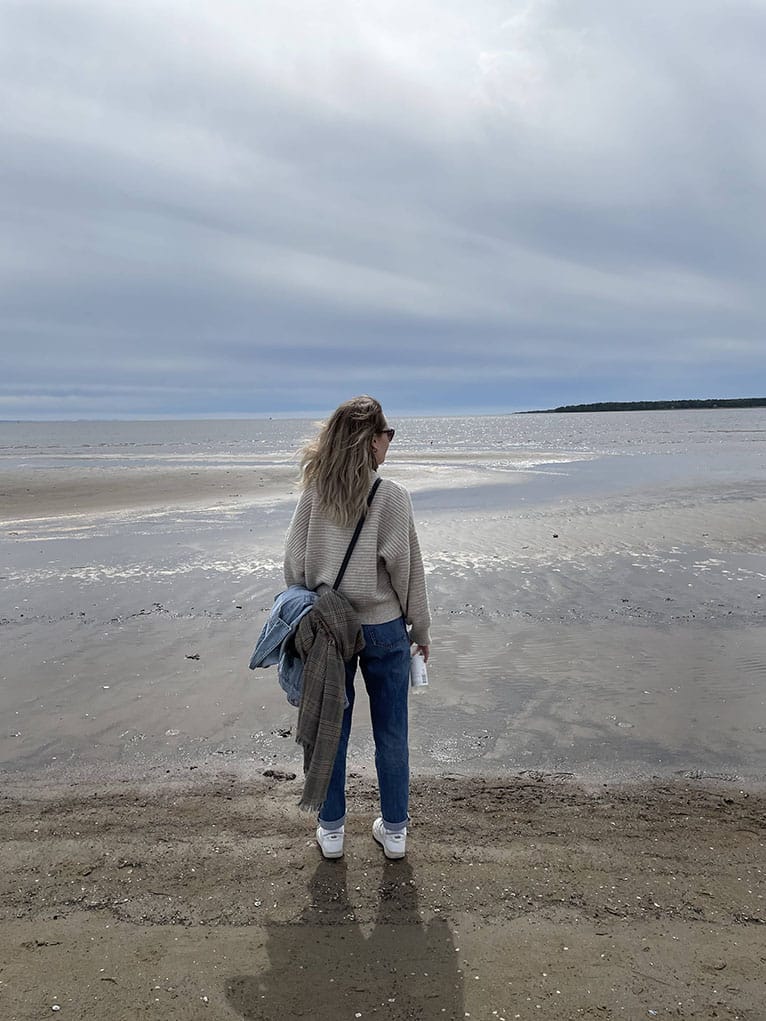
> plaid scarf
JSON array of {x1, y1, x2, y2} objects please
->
[{"x1": 294, "y1": 588, "x2": 365, "y2": 813}]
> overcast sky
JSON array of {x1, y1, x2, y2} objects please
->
[{"x1": 2, "y1": 0, "x2": 765, "y2": 419}]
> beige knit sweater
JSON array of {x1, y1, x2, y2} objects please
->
[{"x1": 284, "y1": 473, "x2": 431, "y2": 647}]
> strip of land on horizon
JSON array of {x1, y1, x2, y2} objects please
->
[{"x1": 523, "y1": 397, "x2": 766, "y2": 413}]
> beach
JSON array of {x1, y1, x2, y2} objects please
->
[
  {"x1": 1, "y1": 412, "x2": 765, "y2": 1018},
  {"x1": 1, "y1": 774, "x2": 765, "y2": 1020}
]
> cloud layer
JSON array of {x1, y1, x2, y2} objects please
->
[{"x1": 2, "y1": 0, "x2": 764, "y2": 417}]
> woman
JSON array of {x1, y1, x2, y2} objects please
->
[{"x1": 284, "y1": 395, "x2": 431, "y2": 860}]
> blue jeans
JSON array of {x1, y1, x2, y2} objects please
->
[{"x1": 318, "y1": 616, "x2": 411, "y2": 833}]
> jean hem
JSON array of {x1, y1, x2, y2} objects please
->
[
  {"x1": 381, "y1": 819, "x2": 408, "y2": 833},
  {"x1": 318, "y1": 815, "x2": 345, "y2": 831}
]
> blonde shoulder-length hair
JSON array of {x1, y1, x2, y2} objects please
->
[{"x1": 299, "y1": 395, "x2": 386, "y2": 527}]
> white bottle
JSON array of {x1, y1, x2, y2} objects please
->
[{"x1": 409, "y1": 652, "x2": 428, "y2": 689}]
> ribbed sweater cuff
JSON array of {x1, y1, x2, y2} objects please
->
[{"x1": 408, "y1": 625, "x2": 431, "y2": 647}]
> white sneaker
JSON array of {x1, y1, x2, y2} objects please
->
[
  {"x1": 372, "y1": 817, "x2": 406, "y2": 859},
  {"x1": 316, "y1": 825, "x2": 344, "y2": 859}
]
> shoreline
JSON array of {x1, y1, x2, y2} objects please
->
[
  {"x1": 3, "y1": 753, "x2": 766, "y2": 798},
  {"x1": 5, "y1": 763, "x2": 764, "y2": 799}
]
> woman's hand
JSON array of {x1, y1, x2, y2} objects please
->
[{"x1": 414, "y1": 644, "x2": 429, "y2": 664}]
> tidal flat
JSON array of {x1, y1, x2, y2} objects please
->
[{"x1": 2, "y1": 412, "x2": 765, "y2": 1019}]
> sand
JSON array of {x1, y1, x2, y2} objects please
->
[
  {"x1": 2, "y1": 455, "x2": 766, "y2": 1018},
  {"x1": 1, "y1": 774, "x2": 764, "y2": 1020},
  {"x1": 0, "y1": 465, "x2": 297, "y2": 521}
]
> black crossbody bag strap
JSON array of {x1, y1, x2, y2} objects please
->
[{"x1": 332, "y1": 477, "x2": 382, "y2": 591}]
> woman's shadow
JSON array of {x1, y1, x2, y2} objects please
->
[{"x1": 226, "y1": 856, "x2": 465, "y2": 1019}]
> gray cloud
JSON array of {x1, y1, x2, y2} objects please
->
[{"x1": 1, "y1": 0, "x2": 764, "y2": 417}]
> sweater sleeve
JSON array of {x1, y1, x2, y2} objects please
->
[
  {"x1": 380, "y1": 486, "x2": 431, "y2": 647},
  {"x1": 284, "y1": 489, "x2": 311, "y2": 587}
]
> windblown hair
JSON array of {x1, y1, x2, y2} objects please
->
[{"x1": 300, "y1": 395, "x2": 386, "y2": 527}]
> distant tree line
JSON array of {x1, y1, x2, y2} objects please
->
[{"x1": 522, "y1": 398, "x2": 766, "y2": 414}]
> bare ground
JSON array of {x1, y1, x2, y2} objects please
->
[{"x1": 1, "y1": 773, "x2": 764, "y2": 1020}]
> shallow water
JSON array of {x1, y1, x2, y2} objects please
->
[{"x1": 2, "y1": 407, "x2": 765, "y2": 468}]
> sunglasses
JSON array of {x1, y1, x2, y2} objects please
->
[{"x1": 381, "y1": 428, "x2": 395, "y2": 440}]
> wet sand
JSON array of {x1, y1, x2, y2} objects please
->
[
  {"x1": 2, "y1": 460, "x2": 764, "y2": 785},
  {"x1": 0, "y1": 450, "x2": 573, "y2": 522},
  {"x1": 0, "y1": 465, "x2": 297, "y2": 521},
  {"x1": 2, "y1": 455, "x2": 765, "y2": 1018}
]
